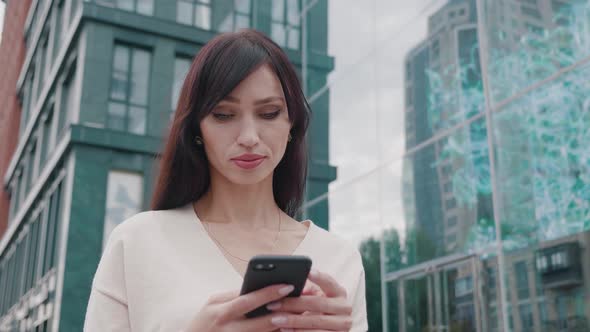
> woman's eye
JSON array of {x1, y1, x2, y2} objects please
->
[
  {"x1": 212, "y1": 113, "x2": 233, "y2": 120},
  {"x1": 261, "y1": 110, "x2": 281, "y2": 120}
]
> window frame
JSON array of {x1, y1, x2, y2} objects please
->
[
  {"x1": 271, "y1": 0, "x2": 302, "y2": 50},
  {"x1": 171, "y1": 56, "x2": 193, "y2": 113},
  {"x1": 107, "y1": 43, "x2": 152, "y2": 135},
  {"x1": 176, "y1": 0, "x2": 213, "y2": 30},
  {"x1": 102, "y1": 170, "x2": 144, "y2": 249}
]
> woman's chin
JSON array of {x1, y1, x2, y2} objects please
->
[{"x1": 225, "y1": 171, "x2": 272, "y2": 186}]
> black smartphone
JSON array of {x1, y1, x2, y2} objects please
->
[{"x1": 240, "y1": 255, "x2": 312, "y2": 318}]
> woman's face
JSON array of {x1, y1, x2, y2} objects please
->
[{"x1": 200, "y1": 64, "x2": 291, "y2": 186}]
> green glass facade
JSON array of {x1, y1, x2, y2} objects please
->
[
  {"x1": 0, "y1": 0, "x2": 334, "y2": 330},
  {"x1": 298, "y1": 0, "x2": 590, "y2": 331}
]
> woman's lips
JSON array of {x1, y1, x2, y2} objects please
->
[{"x1": 232, "y1": 157, "x2": 266, "y2": 169}]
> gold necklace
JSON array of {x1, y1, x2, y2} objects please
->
[{"x1": 196, "y1": 203, "x2": 282, "y2": 262}]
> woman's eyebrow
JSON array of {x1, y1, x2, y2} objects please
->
[
  {"x1": 254, "y1": 96, "x2": 284, "y2": 105},
  {"x1": 219, "y1": 95, "x2": 284, "y2": 105}
]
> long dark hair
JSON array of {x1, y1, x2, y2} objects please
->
[{"x1": 151, "y1": 29, "x2": 310, "y2": 217}]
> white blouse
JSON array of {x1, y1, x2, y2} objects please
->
[{"x1": 84, "y1": 204, "x2": 368, "y2": 331}]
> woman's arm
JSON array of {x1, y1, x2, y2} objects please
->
[
  {"x1": 84, "y1": 226, "x2": 131, "y2": 331},
  {"x1": 350, "y1": 268, "x2": 369, "y2": 332},
  {"x1": 84, "y1": 285, "x2": 131, "y2": 331}
]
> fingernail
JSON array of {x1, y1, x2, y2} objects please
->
[
  {"x1": 271, "y1": 316, "x2": 287, "y2": 325},
  {"x1": 278, "y1": 285, "x2": 294, "y2": 296},
  {"x1": 267, "y1": 301, "x2": 281, "y2": 310},
  {"x1": 309, "y1": 269, "x2": 318, "y2": 277}
]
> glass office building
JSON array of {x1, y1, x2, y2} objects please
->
[{"x1": 298, "y1": 0, "x2": 590, "y2": 331}]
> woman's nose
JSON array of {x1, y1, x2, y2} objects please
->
[{"x1": 236, "y1": 119, "x2": 260, "y2": 148}]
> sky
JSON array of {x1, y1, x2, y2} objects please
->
[{"x1": 312, "y1": 0, "x2": 449, "y2": 247}]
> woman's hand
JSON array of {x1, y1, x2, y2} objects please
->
[
  {"x1": 184, "y1": 284, "x2": 297, "y2": 332},
  {"x1": 265, "y1": 269, "x2": 353, "y2": 332}
]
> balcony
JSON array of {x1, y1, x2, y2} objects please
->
[
  {"x1": 543, "y1": 315, "x2": 589, "y2": 332},
  {"x1": 535, "y1": 242, "x2": 583, "y2": 289}
]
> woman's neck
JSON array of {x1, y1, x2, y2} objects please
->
[{"x1": 194, "y1": 173, "x2": 280, "y2": 230}]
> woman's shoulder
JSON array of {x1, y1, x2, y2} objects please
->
[
  {"x1": 108, "y1": 205, "x2": 193, "y2": 241},
  {"x1": 306, "y1": 221, "x2": 363, "y2": 267}
]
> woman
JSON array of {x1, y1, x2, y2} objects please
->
[{"x1": 84, "y1": 29, "x2": 368, "y2": 332}]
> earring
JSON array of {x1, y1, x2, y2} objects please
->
[
  {"x1": 195, "y1": 136, "x2": 203, "y2": 145},
  {"x1": 288, "y1": 134, "x2": 293, "y2": 142}
]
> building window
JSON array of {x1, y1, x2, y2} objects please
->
[
  {"x1": 489, "y1": 306, "x2": 498, "y2": 331},
  {"x1": 526, "y1": 23, "x2": 544, "y2": 35},
  {"x1": 432, "y1": 39, "x2": 440, "y2": 59},
  {"x1": 39, "y1": 31, "x2": 50, "y2": 90},
  {"x1": 40, "y1": 103, "x2": 55, "y2": 164},
  {"x1": 103, "y1": 171, "x2": 144, "y2": 248},
  {"x1": 53, "y1": 1, "x2": 64, "y2": 63},
  {"x1": 32, "y1": 53, "x2": 44, "y2": 108},
  {"x1": 405, "y1": 86, "x2": 413, "y2": 107},
  {"x1": 443, "y1": 181, "x2": 452, "y2": 193},
  {"x1": 177, "y1": 0, "x2": 211, "y2": 30},
  {"x1": 442, "y1": 164, "x2": 453, "y2": 176},
  {"x1": 455, "y1": 276, "x2": 473, "y2": 297},
  {"x1": 25, "y1": 216, "x2": 42, "y2": 292},
  {"x1": 487, "y1": 267, "x2": 497, "y2": 302},
  {"x1": 447, "y1": 216, "x2": 458, "y2": 227},
  {"x1": 60, "y1": 0, "x2": 70, "y2": 41},
  {"x1": 8, "y1": 183, "x2": 18, "y2": 222},
  {"x1": 218, "y1": 0, "x2": 252, "y2": 32},
  {"x1": 521, "y1": 5, "x2": 542, "y2": 19},
  {"x1": 515, "y1": 261, "x2": 530, "y2": 299},
  {"x1": 446, "y1": 198, "x2": 457, "y2": 210},
  {"x1": 43, "y1": 182, "x2": 63, "y2": 275},
  {"x1": 536, "y1": 254, "x2": 548, "y2": 271},
  {"x1": 91, "y1": 0, "x2": 154, "y2": 16},
  {"x1": 550, "y1": 250, "x2": 568, "y2": 268},
  {"x1": 108, "y1": 45, "x2": 151, "y2": 135},
  {"x1": 519, "y1": 304, "x2": 534, "y2": 329},
  {"x1": 20, "y1": 70, "x2": 36, "y2": 136},
  {"x1": 539, "y1": 301, "x2": 547, "y2": 323},
  {"x1": 31, "y1": 139, "x2": 41, "y2": 185},
  {"x1": 15, "y1": 238, "x2": 26, "y2": 299},
  {"x1": 534, "y1": 270, "x2": 544, "y2": 296},
  {"x1": 405, "y1": 61, "x2": 412, "y2": 79},
  {"x1": 446, "y1": 233, "x2": 456, "y2": 244},
  {"x1": 171, "y1": 57, "x2": 192, "y2": 112},
  {"x1": 271, "y1": 0, "x2": 301, "y2": 50},
  {"x1": 16, "y1": 168, "x2": 25, "y2": 213},
  {"x1": 58, "y1": 62, "x2": 77, "y2": 138},
  {"x1": 24, "y1": 143, "x2": 37, "y2": 194},
  {"x1": 556, "y1": 296, "x2": 568, "y2": 324}
]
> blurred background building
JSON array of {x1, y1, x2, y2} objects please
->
[
  {"x1": 2, "y1": 0, "x2": 590, "y2": 331},
  {"x1": 382, "y1": 0, "x2": 590, "y2": 331}
]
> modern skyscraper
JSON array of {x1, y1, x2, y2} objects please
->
[{"x1": 392, "y1": 0, "x2": 590, "y2": 331}]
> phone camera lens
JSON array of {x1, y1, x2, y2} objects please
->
[
  {"x1": 255, "y1": 264, "x2": 264, "y2": 270},
  {"x1": 268, "y1": 264, "x2": 275, "y2": 269}
]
